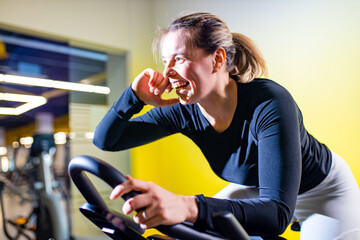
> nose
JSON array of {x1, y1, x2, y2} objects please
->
[{"x1": 163, "y1": 62, "x2": 176, "y2": 79}]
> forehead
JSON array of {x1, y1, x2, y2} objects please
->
[{"x1": 161, "y1": 30, "x2": 192, "y2": 58}]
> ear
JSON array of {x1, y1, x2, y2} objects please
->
[{"x1": 213, "y1": 48, "x2": 226, "y2": 72}]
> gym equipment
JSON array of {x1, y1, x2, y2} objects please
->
[
  {"x1": 0, "y1": 175, "x2": 35, "y2": 240},
  {"x1": 0, "y1": 133, "x2": 71, "y2": 240},
  {"x1": 30, "y1": 133, "x2": 70, "y2": 240},
  {"x1": 69, "y1": 155, "x2": 287, "y2": 240}
]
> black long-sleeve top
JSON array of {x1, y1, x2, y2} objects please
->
[{"x1": 93, "y1": 78, "x2": 331, "y2": 237}]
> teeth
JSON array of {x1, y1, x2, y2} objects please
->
[{"x1": 173, "y1": 81, "x2": 189, "y2": 89}]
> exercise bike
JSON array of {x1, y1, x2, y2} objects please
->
[
  {"x1": 69, "y1": 155, "x2": 286, "y2": 240},
  {"x1": 0, "y1": 133, "x2": 71, "y2": 240}
]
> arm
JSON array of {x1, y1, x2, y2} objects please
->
[
  {"x1": 95, "y1": 69, "x2": 199, "y2": 228},
  {"x1": 93, "y1": 69, "x2": 179, "y2": 151},
  {"x1": 93, "y1": 86, "x2": 172, "y2": 151},
  {"x1": 195, "y1": 94, "x2": 302, "y2": 237}
]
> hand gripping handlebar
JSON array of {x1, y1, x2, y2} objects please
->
[{"x1": 68, "y1": 155, "x2": 226, "y2": 240}]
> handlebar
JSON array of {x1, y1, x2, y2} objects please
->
[{"x1": 68, "y1": 155, "x2": 226, "y2": 240}]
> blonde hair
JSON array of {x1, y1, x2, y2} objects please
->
[{"x1": 153, "y1": 12, "x2": 267, "y2": 83}]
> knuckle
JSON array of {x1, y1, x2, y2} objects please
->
[
  {"x1": 159, "y1": 204, "x2": 166, "y2": 212},
  {"x1": 159, "y1": 209, "x2": 170, "y2": 221},
  {"x1": 153, "y1": 194, "x2": 161, "y2": 202},
  {"x1": 127, "y1": 179, "x2": 136, "y2": 187}
]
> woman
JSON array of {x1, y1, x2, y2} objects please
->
[{"x1": 93, "y1": 12, "x2": 360, "y2": 239}]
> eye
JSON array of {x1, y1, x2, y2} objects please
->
[
  {"x1": 162, "y1": 60, "x2": 167, "y2": 65},
  {"x1": 175, "y1": 56, "x2": 185, "y2": 63}
]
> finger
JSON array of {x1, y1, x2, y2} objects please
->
[
  {"x1": 133, "y1": 200, "x2": 157, "y2": 223},
  {"x1": 147, "y1": 69, "x2": 159, "y2": 92},
  {"x1": 122, "y1": 198, "x2": 135, "y2": 215},
  {"x1": 109, "y1": 176, "x2": 148, "y2": 201},
  {"x1": 133, "y1": 210, "x2": 149, "y2": 224},
  {"x1": 123, "y1": 176, "x2": 153, "y2": 192},
  {"x1": 141, "y1": 69, "x2": 155, "y2": 93},
  {"x1": 149, "y1": 71, "x2": 167, "y2": 95},
  {"x1": 109, "y1": 184, "x2": 124, "y2": 200},
  {"x1": 129, "y1": 192, "x2": 154, "y2": 211},
  {"x1": 139, "y1": 214, "x2": 166, "y2": 229},
  {"x1": 132, "y1": 194, "x2": 166, "y2": 225},
  {"x1": 165, "y1": 82, "x2": 173, "y2": 93},
  {"x1": 109, "y1": 179, "x2": 136, "y2": 200},
  {"x1": 122, "y1": 192, "x2": 152, "y2": 215},
  {"x1": 142, "y1": 210, "x2": 149, "y2": 221},
  {"x1": 132, "y1": 69, "x2": 151, "y2": 92},
  {"x1": 155, "y1": 77, "x2": 171, "y2": 96}
]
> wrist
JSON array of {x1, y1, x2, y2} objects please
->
[{"x1": 183, "y1": 196, "x2": 199, "y2": 223}]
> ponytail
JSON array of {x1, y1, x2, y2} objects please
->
[{"x1": 229, "y1": 33, "x2": 268, "y2": 83}]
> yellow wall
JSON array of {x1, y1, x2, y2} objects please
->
[
  {"x1": 132, "y1": 1, "x2": 360, "y2": 239},
  {"x1": 135, "y1": 0, "x2": 360, "y2": 188}
]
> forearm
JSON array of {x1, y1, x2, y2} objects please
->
[
  {"x1": 93, "y1": 86, "x2": 178, "y2": 151},
  {"x1": 93, "y1": 86, "x2": 145, "y2": 151}
]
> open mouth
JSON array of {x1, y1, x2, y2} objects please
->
[{"x1": 172, "y1": 81, "x2": 189, "y2": 89}]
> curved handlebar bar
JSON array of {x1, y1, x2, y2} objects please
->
[
  {"x1": 68, "y1": 155, "x2": 226, "y2": 240},
  {"x1": 68, "y1": 155, "x2": 138, "y2": 210}
]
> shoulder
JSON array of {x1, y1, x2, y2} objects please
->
[
  {"x1": 239, "y1": 78, "x2": 292, "y2": 99},
  {"x1": 239, "y1": 79, "x2": 300, "y2": 135},
  {"x1": 237, "y1": 78, "x2": 296, "y2": 111}
]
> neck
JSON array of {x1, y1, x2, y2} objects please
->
[{"x1": 197, "y1": 76, "x2": 237, "y2": 133}]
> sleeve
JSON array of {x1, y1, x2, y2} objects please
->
[
  {"x1": 93, "y1": 86, "x2": 177, "y2": 151},
  {"x1": 194, "y1": 91, "x2": 302, "y2": 237}
]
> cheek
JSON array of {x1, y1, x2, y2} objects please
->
[
  {"x1": 196, "y1": 58, "x2": 214, "y2": 76},
  {"x1": 181, "y1": 62, "x2": 211, "y2": 81}
]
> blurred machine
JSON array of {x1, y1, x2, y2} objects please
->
[{"x1": 0, "y1": 113, "x2": 71, "y2": 240}]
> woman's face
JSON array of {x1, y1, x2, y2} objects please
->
[{"x1": 161, "y1": 30, "x2": 216, "y2": 105}]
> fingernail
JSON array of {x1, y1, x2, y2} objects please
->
[
  {"x1": 133, "y1": 215, "x2": 140, "y2": 224},
  {"x1": 110, "y1": 185, "x2": 123, "y2": 200},
  {"x1": 140, "y1": 224, "x2": 147, "y2": 229},
  {"x1": 122, "y1": 200, "x2": 132, "y2": 215},
  {"x1": 154, "y1": 89, "x2": 160, "y2": 95}
]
